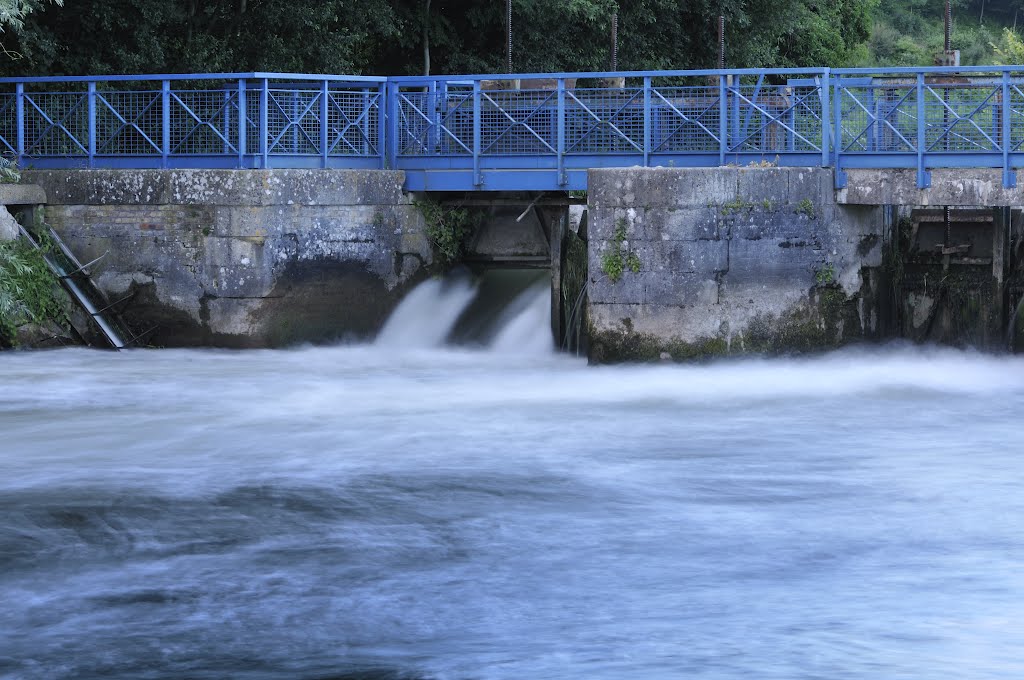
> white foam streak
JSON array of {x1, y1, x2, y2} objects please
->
[
  {"x1": 489, "y1": 285, "x2": 553, "y2": 355},
  {"x1": 375, "y1": 277, "x2": 477, "y2": 348}
]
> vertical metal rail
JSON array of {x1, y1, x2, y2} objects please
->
[
  {"x1": 916, "y1": 72, "x2": 931, "y2": 188},
  {"x1": 820, "y1": 68, "x2": 830, "y2": 167},
  {"x1": 643, "y1": 76, "x2": 651, "y2": 167},
  {"x1": 386, "y1": 81, "x2": 399, "y2": 170},
  {"x1": 718, "y1": 74, "x2": 727, "y2": 164},
  {"x1": 1003, "y1": 71, "x2": 1016, "y2": 188},
  {"x1": 15, "y1": 82, "x2": 23, "y2": 166},
  {"x1": 161, "y1": 80, "x2": 171, "y2": 168},
  {"x1": 472, "y1": 80, "x2": 482, "y2": 186},
  {"x1": 378, "y1": 82, "x2": 389, "y2": 169},
  {"x1": 320, "y1": 79, "x2": 329, "y2": 168},
  {"x1": 260, "y1": 78, "x2": 269, "y2": 168},
  {"x1": 833, "y1": 77, "x2": 844, "y2": 186},
  {"x1": 87, "y1": 82, "x2": 96, "y2": 168},
  {"x1": 557, "y1": 77, "x2": 566, "y2": 185},
  {"x1": 222, "y1": 89, "x2": 231, "y2": 155},
  {"x1": 238, "y1": 79, "x2": 247, "y2": 167},
  {"x1": 427, "y1": 80, "x2": 438, "y2": 154}
]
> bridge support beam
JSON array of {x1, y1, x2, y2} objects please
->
[{"x1": 837, "y1": 168, "x2": 1024, "y2": 206}]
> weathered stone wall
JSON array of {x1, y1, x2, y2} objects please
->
[
  {"x1": 839, "y1": 168, "x2": 1024, "y2": 206},
  {"x1": 25, "y1": 169, "x2": 431, "y2": 347},
  {"x1": 587, "y1": 167, "x2": 885, "y2": 362}
]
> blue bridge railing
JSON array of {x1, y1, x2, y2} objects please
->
[{"x1": 3, "y1": 67, "x2": 1024, "y2": 191}]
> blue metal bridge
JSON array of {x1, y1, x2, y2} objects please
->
[{"x1": 4, "y1": 66, "x2": 1024, "y2": 191}]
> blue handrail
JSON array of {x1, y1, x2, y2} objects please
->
[{"x1": 4, "y1": 67, "x2": 1024, "y2": 190}]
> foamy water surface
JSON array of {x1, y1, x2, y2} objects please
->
[{"x1": 2, "y1": 341, "x2": 1024, "y2": 679}]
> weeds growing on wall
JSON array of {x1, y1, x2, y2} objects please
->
[
  {"x1": 416, "y1": 199, "x2": 478, "y2": 270},
  {"x1": 0, "y1": 237, "x2": 69, "y2": 346},
  {"x1": 601, "y1": 218, "x2": 641, "y2": 283}
]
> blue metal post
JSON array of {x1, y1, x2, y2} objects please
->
[
  {"x1": 833, "y1": 78, "x2": 846, "y2": 188},
  {"x1": 222, "y1": 89, "x2": 231, "y2": 155},
  {"x1": 386, "y1": 81, "x2": 399, "y2": 170},
  {"x1": 787, "y1": 97, "x2": 796, "y2": 152},
  {"x1": 1003, "y1": 71, "x2": 1016, "y2": 188},
  {"x1": 916, "y1": 73, "x2": 930, "y2": 188},
  {"x1": 361, "y1": 89, "x2": 369, "y2": 156},
  {"x1": 378, "y1": 82, "x2": 388, "y2": 169},
  {"x1": 820, "y1": 68, "x2": 830, "y2": 167},
  {"x1": 320, "y1": 80, "x2": 329, "y2": 168},
  {"x1": 161, "y1": 80, "x2": 170, "y2": 169},
  {"x1": 557, "y1": 78, "x2": 566, "y2": 185},
  {"x1": 291, "y1": 90, "x2": 299, "y2": 155},
  {"x1": 428, "y1": 80, "x2": 438, "y2": 154},
  {"x1": 87, "y1": 82, "x2": 96, "y2": 168},
  {"x1": 473, "y1": 80, "x2": 482, "y2": 187},
  {"x1": 643, "y1": 76, "x2": 651, "y2": 166},
  {"x1": 437, "y1": 80, "x2": 448, "y2": 153},
  {"x1": 15, "y1": 83, "x2": 23, "y2": 165},
  {"x1": 865, "y1": 86, "x2": 876, "y2": 151},
  {"x1": 238, "y1": 79, "x2": 246, "y2": 167},
  {"x1": 260, "y1": 78, "x2": 269, "y2": 168},
  {"x1": 718, "y1": 74, "x2": 727, "y2": 164},
  {"x1": 731, "y1": 76, "x2": 740, "y2": 154}
]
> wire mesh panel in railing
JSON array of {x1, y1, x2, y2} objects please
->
[
  {"x1": 728, "y1": 80, "x2": 822, "y2": 154},
  {"x1": 397, "y1": 87, "x2": 474, "y2": 157},
  {"x1": 565, "y1": 86, "x2": 644, "y2": 154},
  {"x1": 0, "y1": 94, "x2": 15, "y2": 156},
  {"x1": 480, "y1": 87, "x2": 558, "y2": 156},
  {"x1": 650, "y1": 83, "x2": 720, "y2": 154},
  {"x1": 95, "y1": 90, "x2": 162, "y2": 155},
  {"x1": 24, "y1": 91, "x2": 89, "y2": 156},
  {"x1": 1009, "y1": 81, "x2": 1024, "y2": 155},
  {"x1": 171, "y1": 89, "x2": 241, "y2": 155},
  {"x1": 838, "y1": 81, "x2": 917, "y2": 153},
  {"x1": 922, "y1": 81, "x2": 1001, "y2": 153},
  {"x1": 327, "y1": 90, "x2": 380, "y2": 156},
  {"x1": 266, "y1": 88, "x2": 321, "y2": 155}
]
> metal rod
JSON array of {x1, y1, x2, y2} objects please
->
[
  {"x1": 718, "y1": 16, "x2": 725, "y2": 69},
  {"x1": 611, "y1": 11, "x2": 619, "y2": 71},
  {"x1": 945, "y1": 0, "x2": 952, "y2": 53},
  {"x1": 506, "y1": 0, "x2": 513, "y2": 74}
]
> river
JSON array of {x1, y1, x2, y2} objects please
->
[{"x1": 2, "y1": 278, "x2": 1024, "y2": 678}]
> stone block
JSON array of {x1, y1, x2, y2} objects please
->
[
  {"x1": 736, "y1": 167, "x2": 793, "y2": 204},
  {"x1": 643, "y1": 207, "x2": 720, "y2": 241},
  {"x1": 724, "y1": 237, "x2": 822, "y2": 290},
  {"x1": 0, "y1": 183, "x2": 46, "y2": 206},
  {"x1": 24, "y1": 170, "x2": 169, "y2": 205},
  {"x1": 590, "y1": 271, "x2": 719, "y2": 306},
  {"x1": 589, "y1": 167, "x2": 738, "y2": 207},
  {"x1": 728, "y1": 207, "x2": 822, "y2": 241}
]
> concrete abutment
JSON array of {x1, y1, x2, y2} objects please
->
[{"x1": 20, "y1": 166, "x2": 1020, "y2": 356}]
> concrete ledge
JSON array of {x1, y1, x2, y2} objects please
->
[
  {"x1": 0, "y1": 183, "x2": 46, "y2": 206},
  {"x1": 22, "y1": 169, "x2": 407, "y2": 207},
  {"x1": 837, "y1": 168, "x2": 1024, "y2": 206}
]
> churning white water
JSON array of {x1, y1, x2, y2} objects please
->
[
  {"x1": 3, "y1": 281, "x2": 1024, "y2": 679},
  {"x1": 376, "y1": 271, "x2": 553, "y2": 354}
]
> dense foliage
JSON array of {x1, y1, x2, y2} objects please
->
[
  {"x1": 0, "y1": 0, "x2": 879, "y2": 77},
  {"x1": 0, "y1": 0, "x2": 1023, "y2": 76},
  {"x1": 0, "y1": 237, "x2": 68, "y2": 346}
]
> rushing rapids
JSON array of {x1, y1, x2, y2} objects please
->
[{"x1": 2, "y1": 273, "x2": 1024, "y2": 679}]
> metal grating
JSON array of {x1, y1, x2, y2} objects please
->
[{"x1": 24, "y1": 92, "x2": 88, "y2": 156}]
